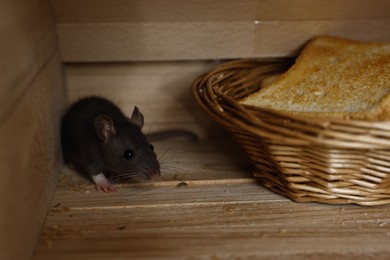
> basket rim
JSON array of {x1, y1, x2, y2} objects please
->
[{"x1": 191, "y1": 58, "x2": 390, "y2": 149}]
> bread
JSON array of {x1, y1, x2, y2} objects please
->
[{"x1": 240, "y1": 36, "x2": 390, "y2": 120}]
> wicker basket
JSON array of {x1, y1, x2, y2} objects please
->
[{"x1": 191, "y1": 59, "x2": 390, "y2": 206}]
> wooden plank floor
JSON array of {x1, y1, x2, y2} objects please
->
[{"x1": 33, "y1": 61, "x2": 390, "y2": 259}]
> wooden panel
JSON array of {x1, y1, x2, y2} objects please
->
[
  {"x1": 51, "y1": 0, "x2": 256, "y2": 23},
  {"x1": 51, "y1": 0, "x2": 389, "y2": 23},
  {"x1": 56, "y1": 19, "x2": 390, "y2": 62},
  {"x1": 330, "y1": 0, "x2": 390, "y2": 20},
  {"x1": 33, "y1": 180, "x2": 390, "y2": 259},
  {"x1": 56, "y1": 22, "x2": 256, "y2": 62},
  {"x1": 51, "y1": 0, "x2": 390, "y2": 62},
  {"x1": 0, "y1": 0, "x2": 58, "y2": 120},
  {"x1": 0, "y1": 1, "x2": 64, "y2": 259},
  {"x1": 254, "y1": 19, "x2": 390, "y2": 57},
  {"x1": 0, "y1": 54, "x2": 65, "y2": 260},
  {"x1": 256, "y1": 0, "x2": 390, "y2": 20},
  {"x1": 63, "y1": 61, "x2": 223, "y2": 134}
]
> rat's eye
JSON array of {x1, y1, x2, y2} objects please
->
[
  {"x1": 123, "y1": 149, "x2": 135, "y2": 160},
  {"x1": 150, "y1": 144, "x2": 154, "y2": 151}
]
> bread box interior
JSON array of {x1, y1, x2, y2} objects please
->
[{"x1": 1, "y1": 0, "x2": 390, "y2": 259}]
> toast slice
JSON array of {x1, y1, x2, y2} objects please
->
[{"x1": 240, "y1": 36, "x2": 390, "y2": 120}]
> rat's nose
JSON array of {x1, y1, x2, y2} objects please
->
[
  {"x1": 151, "y1": 169, "x2": 161, "y2": 179},
  {"x1": 143, "y1": 168, "x2": 160, "y2": 181},
  {"x1": 149, "y1": 171, "x2": 161, "y2": 181}
]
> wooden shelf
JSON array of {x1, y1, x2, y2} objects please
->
[
  {"x1": 33, "y1": 61, "x2": 390, "y2": 259},
  {"x1": 33, "y1": 174, "x2": 390, "y2": 259}
]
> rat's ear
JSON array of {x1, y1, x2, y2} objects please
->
[
  {"x1": 94, "y1": 114, "x2": 116, "y2": 143},
  {"x1": 130, "y1": 106, "x2": 144, "y2": 129}
]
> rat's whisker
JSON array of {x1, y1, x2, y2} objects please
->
[
  {"x1": 109, "y1": 172, "x2": 140, "y2": 183},
  {"x1": 157, "y1": 147, "x2": 173, "y2": 161},
  {"x1": 157, "y1": 145, "x2": 182, "y2": 163}
]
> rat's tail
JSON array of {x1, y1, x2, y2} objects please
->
[{"x1": 146, "y1": 130, "x2": 198, "y2": 142}]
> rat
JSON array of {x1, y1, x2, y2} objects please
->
[{"x1": 61, "y1": 96, "x2": 196, "y2": 192}]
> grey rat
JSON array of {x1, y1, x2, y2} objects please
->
[{"x1": 61, "y1": 96, "x2": 196, "y2": 192}]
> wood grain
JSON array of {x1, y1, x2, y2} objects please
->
[
  {"x1": 0, "y1": 1, "x2": 64, "y2": 259},
  {"x1": 51, "y1": 0, "x2": 389, "y2": 23},
  {"x1": 56, "y1": 19, "x2": 390, "y2": 62},
  {"x1": 33, "y1": 180, "x2": 390, "y2": 259},
  {"x1": 254, "y1": 19, "x2": 390, "y2": 57},
  {"x1": 0, "y1": 54, "x2": 65, "y2": 260},
  {"x1": 51, "y1": 0, "x2": 390, "y2": 62},
  {"x1": 256, "y1": 0, "x2": 390, "y2": 20},
  {"x1": 63, "y1": 61, "x2": 226, "y2": 136},
  {"x1": 0, "y1": 0, "x2": 58, "y2": 120},
  {"x1": 56, "y1": 21, "x2": 256, "y2": 62},
  {"x1": 51, "y1": 0, "x2": 256, "y2": 23}
]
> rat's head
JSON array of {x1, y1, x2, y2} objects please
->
[{"x1": 93, "y1": 106, "x2": 160, "y2": 182}]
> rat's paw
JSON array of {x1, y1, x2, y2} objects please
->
[
  {"x1": 92, "y1": 173, "x2": 117, "y2": 193},
  {"x1": 96, "y1": 183, "x2": 117, "y2": 193}
]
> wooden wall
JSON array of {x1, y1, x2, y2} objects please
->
[
  {"x1": 51, "y1": 0, "x2": 390, "y2": 62},
  {"x1": 0, "y1": 0, "x2": 65, "y2": 259}
]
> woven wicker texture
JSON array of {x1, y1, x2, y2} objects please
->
[{"x1": 191, "y1": 59, "x2": 390, "y2": 206}]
